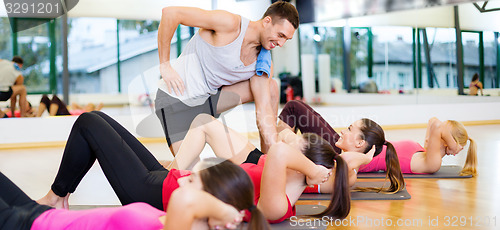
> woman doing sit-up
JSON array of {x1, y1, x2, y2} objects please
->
[
  {"x1": 0, "y1": 164, "x2": 246, "y2": 230},
  {"x1": 278, "y1": 100, "x2": 404, "y2": 193},
  {"x1": 279, "y1": 101, "x2": 477, "y2": 194},
  {"x1": 168, "y1": 112, "x2": 356, "y2": 222},
  {"x1": 36, "y1": 111, "x2": 269, "y2": 230},
  {"x1": 359, "y1": 117, "x2": 477, "y2": 176}
]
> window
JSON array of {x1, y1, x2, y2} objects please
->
[
  {"x1": 372, "y1": 26, "x2": 413, "y2": 90},
  {"x1": 0, "y1": 18, "x2": 12, "y2": 60},
  {"x1": 299, "y1": 25, "x2": 344, "y2": 91},
  {"x1": 66, "y1": 18, "x2": 117, "y2": 94},
  {"x1": 462, "y1": 31, "x2": 480, "y2": 89},
  {"x1": 419, "y1": 28, "x2": 457, "y2": 89},
  {"x1": 398, "y1": 72, "x2": 406, "y2": 89},
  {"x1": 350, "y1": 28, "x2": 369, "y2": 89},
  {"x1": 16, "y1": 19, "x2": 52, "y2": 93},
  {"x1": 117, "y1": 19, "x2": 160, "y2": 93},
  {"x1": 64, "y1": 18, "x2": 187, "y2": 94},
  {"x1": 484, "y1": 31, "x2": 497, "y2": 89}
]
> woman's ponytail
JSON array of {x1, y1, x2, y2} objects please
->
[
  {"x1": 247, "y1": 206, "x2": 270, "y2": 230},
  {"x1": 312, "y1": 154, "x2": 351, "y2": 219},
  {"x1": 382, "y1": 141, "x2": 405, "y2": 193},
  {"x1": 353, "y1": 141, "x2": 405, "y2": 193},
  {"x1": 460, "y1": 138, "x2": 477, "y2": 176},
  {"x1": 197, "y1": 159, "x2": 270, "y2": 230},
  {"x1": 447, "y1": 121, "x2": 477, "y2": 177}
]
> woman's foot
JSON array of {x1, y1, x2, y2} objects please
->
[{"x1": 37, "y1": 190, "x2": 70, "y2": 209}]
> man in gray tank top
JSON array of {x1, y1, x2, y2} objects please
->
[{"x1": 156, "y1": 2, "x2": 299, "y2": 155}]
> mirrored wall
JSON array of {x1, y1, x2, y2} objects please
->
[{"x1": 297, "y1": 23, "x2": 499, "y2": 102}]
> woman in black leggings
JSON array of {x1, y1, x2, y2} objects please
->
[
  {"x1": 36, "y1": 111, "x2": 269, "y2": 230},
  {"x1": 38, "y1": 111, "x2": 167, "y2": 209},
  {"x1": 0, "y1": 169, "x2": 260, "y2": 230},
  {"x1": 38, "y1": 101, "x2": 341, "y2": 210},
  {"x1": 0, "y1": 172, "x2": 52, "y2": 230}
]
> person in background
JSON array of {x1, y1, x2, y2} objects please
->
[
  {"x1": 0, "y1": 94, "x2": 103, "y2": 118},
  {"x1": 156, "y1": 1, "x2": 299, "y2": 156},
  {"x1": 469, "y1": 73, "x2": 483, "y2": 96},
  {"x1": 0, "y1": 56, "x2": 29, "y2": 117},
  {"x1": 36, "y1": 94, "x2": 103, "y2": 117},
  {"x1": 0, "y1": 168, "x2": 249, "y2": 230}
]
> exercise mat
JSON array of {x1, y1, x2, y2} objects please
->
[
  {"x1": 299, "y1": 181, "x2": 411, "y2": 200},
  {"x1": 357, "y1": 166, "x2": 471, "y2": 179}
]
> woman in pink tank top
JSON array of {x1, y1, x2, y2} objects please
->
[
  {"x1": 0, "y1": 166, "x2": 251, "y2": 230},
  {"x1": 401, "y1": 118, "x2": 476, "y2": 176},
  {"x1": 357, "y1": 117, "x2": 477, "y2": 177}
]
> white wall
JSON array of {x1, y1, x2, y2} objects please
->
[{"x1": 271, "y1": 30, "x2": 301, "y2": 77}]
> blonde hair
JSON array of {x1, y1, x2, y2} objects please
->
[{"x1": 448, "y1": 120, "x2": 477, "y2": 177}]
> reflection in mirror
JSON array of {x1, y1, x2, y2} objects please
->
[{"x1": 294, "y1": 2, "x2": 500, "y2": 107}]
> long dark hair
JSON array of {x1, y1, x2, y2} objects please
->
[
  {"x1": 353, "y1": 118, "x2": 405, "y2": 193},
  {"x1": 472, "y1": 73, "x2": 479, "y2": 82},
  {"x1": 198, "y1": 158, "x2": 270, "y2": 230},
  {"x1": 302, "y1": 133, "x2": 351, "y2": 219}
]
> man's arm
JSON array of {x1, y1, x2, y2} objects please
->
[
  {"x1": 14, "y1": 75, "x2": 24, "y2": 85},
  {"x1": 158, "y1": 7, "x2": 239, "y2": 95},
  {"x1": 250, "y1": 63, "x2": 277, "y2": 153}
]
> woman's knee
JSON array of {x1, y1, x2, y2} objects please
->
[
  {"x1": 283, "y1": 100, "x2": 301, "y2": 111},
  {"x1": 51, "y1": 95, "x2": 64, "y2": 104},
  {"x1": 190, "y1": 113, "x2": 215, "y2": 130},
  {"x1": 40, "y1": 94, "x2": 50, "y2": 106},
  {"x1": 76, "y1": 112, "x2": 101, "y2": 127},
  {"x1": 12, "y1": 85, "x2": 26, "y2": 95},
  {"x1": 90, "y1": 110, "x2": 105, "y2": 116},
  {"x1": 280, "y1": 100, "x2": 300, "y2": 121}
]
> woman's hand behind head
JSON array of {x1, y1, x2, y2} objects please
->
[
  {"x1": 208, "y1": 207, "x2": 244, "y2": 229},
  {"x1": 306, "y1": 164, "x2": 332, "y2": 186}
]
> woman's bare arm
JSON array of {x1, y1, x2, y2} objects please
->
[{"x1": 164, "y1": 188, "x2": 243, "y2": 230}]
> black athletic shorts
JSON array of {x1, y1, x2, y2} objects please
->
[
  {"x1": 243, "y1": 148, "x2": 264, "y2": 165},
  {"x1": 154, "y1": 89, "x2": 222, "y2": 146},
  {"x1": 0, "y1": 87, "x2": 13, "y2": 101}
]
